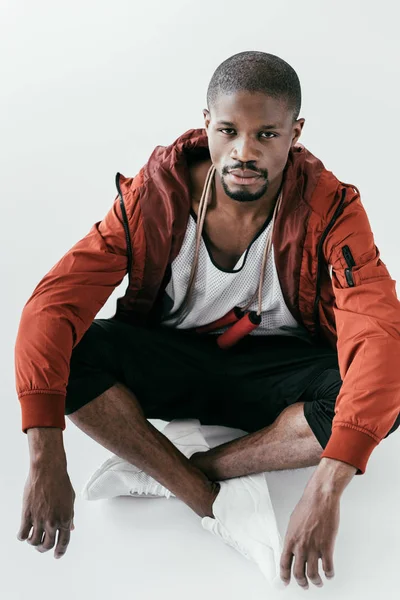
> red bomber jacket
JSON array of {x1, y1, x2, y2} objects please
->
[{"x1": 14, "y1": 128, "x2": 400, "y2": 475}]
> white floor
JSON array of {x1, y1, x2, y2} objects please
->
[
  {"x1": 4, "y1": 415, "x2": 400, "y2": 600},
  {"x1": 2, "y1": 1, "x2": 400, "y2": 598}
]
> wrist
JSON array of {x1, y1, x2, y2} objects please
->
[
  {"x1": 306, "y1": 457, "x2": 357, "y2": 497},
  {"x1": 27, "y1": 427, "x2": 66, "y2": 468}
]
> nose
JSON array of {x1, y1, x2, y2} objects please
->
[{"x1": 230, "y1": 135, "x2": 259, "y2": 164}]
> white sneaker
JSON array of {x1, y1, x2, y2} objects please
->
[
  {"x1": 81, "y1": 418, "x2": 209, "y2": 501},
  {"x1": 201, "y1": 474, "x2": 285, "y2": 589}
]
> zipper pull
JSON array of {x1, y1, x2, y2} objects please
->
[
  {"x1": 345, "y1": 269, "x2": 355, "y2": 287},
  {"x1": 342, "y1": 245, "x2": 355, "y2": 287}
]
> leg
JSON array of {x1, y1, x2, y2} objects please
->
[
  {"x1": 191, "y1": 402, "x2": 321, "y2": 480},
  {"x1": 66, "y1": 319, "x2": 222, "y2": 517},
  {"x1": 68, "y1": 382, "x2": 218, "y2": 517},
  {"x1": 191, "y1": 366, "x2": 342, "y2": 480}
]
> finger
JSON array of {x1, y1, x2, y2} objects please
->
[
  {"x1": 306, "y1": 552, "x2": 323, "y2": 587},
  {"x1": 279, "y1": 549, "x2": 294, "y2": 586},
  {"x1": 17, "y1": 518, "x2": 33, "y2": 541},
  {"x1": 27, "y1": 525, "x2": 45, "y2": 547},
  {"x1": 36, "y1": 526, "x2": 57, "y2": 553},
  {"x1": 54, "y1": 526, "x2": 71, "y2": 559},
  {"x1": 293, "y1": 552, "x2": 308, "y2": 589},
  {"x1": 322, "y1": 550, "x2": 335, "y2": 579}
]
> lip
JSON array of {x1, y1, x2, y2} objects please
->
[
  {"x1": 228, "y1": 172, "x2": 261, "y2": 185},
  {"x1": 229, "y1": 169, "x2": 260, "y2": 177}
]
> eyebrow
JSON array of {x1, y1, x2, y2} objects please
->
[{"x1": 216, "y1": 120, "x2": 282, "y2": 129}]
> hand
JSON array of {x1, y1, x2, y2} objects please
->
[
  {"x1": 17, "y1": 463, "x2": 76, "y2": 559},
  {"x1": 280, "y1": 489, "x2": 339, "y2": 589}
]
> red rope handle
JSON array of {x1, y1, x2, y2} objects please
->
[
  {"x1": 195, "y1": 306, "x2": 244, "y2": 334},
  {"x1": 216, "y1": 311, "x2": 261, "y2": 349}
]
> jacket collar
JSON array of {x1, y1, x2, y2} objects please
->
[{"x1": 143, "y1": 127, "x2": 337, "y2": 216}]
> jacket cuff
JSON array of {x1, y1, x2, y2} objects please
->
[
  {"x1": 19, "y1": 393, "x2": 66, "y2": 433},
  {"x1": 320, "y1": 425, "x2": 378, "y2": 475}
]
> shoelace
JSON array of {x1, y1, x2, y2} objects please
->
[{"x1": 130, "y1": 480, "x2": 172, "y2": 498}]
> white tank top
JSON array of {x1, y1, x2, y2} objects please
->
[{"x1": 161, "y1": 210, "x2": 312, "y2": 341}]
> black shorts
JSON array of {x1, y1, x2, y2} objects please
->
[{"x1": 65, "y1": 318, "x2": 400, "y2": 451}]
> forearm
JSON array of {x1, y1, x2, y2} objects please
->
[
  {"x1": 27, "y1": 427, "x2": 67, "y2": 468},
  {"x1": 306, "y1": 457, "x2": 357, "y2": 498}
]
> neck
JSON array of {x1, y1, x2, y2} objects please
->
[{"x1": 211, "y1": 169, "x2": 284, "y2": 222}]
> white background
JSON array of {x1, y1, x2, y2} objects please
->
[{"x1": 1, "y1": 0, "x2": 399, "y2": 598}]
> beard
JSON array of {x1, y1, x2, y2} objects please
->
[{"x1": 220, "y1": 169, "x2": 269, "y2": 203}]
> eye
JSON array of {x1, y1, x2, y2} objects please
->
[{"x1": 218, "y1": 129, "x2": 277, "y2": 139}]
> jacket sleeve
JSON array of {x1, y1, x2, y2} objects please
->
[
  {"x1": 14, "y1": 176, "x2": 142, "y2": 433},
  {"x1": 320, "y1": 184, "x2": 400, "y2": 474}
]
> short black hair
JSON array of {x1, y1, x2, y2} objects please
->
[{"x1": 206, "y1": 51, "x2": 301, "y2": 123}]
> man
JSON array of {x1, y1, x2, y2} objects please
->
[{"x1": 15, "y1": 51, "x2": 400, "y2": 590}]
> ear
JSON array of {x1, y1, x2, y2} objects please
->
[
  {"x1": 292, "y1": 118, "x2": 305, "y2": 145},
  {"x1": 203, "y1": 109, "x2": 211, "y2": 132}
]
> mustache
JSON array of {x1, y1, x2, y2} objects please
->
[{"x1": 224, "y1": 166, "x2": 267, "y2": 178}]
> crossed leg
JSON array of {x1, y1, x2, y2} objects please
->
[
  {"x1": 67, "y1": 380, "x2": 324, "y2": 518},
  {"x1": 67, "y1": 319, "x2": 339, "y2": 518}
]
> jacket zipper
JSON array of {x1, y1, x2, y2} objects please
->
[
  {"x1": 342, "y1": 245, "x2": 355, "y2": 287},
  {"x1": 115, "y1": 172, "x2": 133, "y2": 280},
  {"x1": 313, "y1": 187, "x2": 347, "y2": 338}
]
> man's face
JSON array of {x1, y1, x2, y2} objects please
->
[{"x1": 203, "y1": 91, "x2": 304, "y2": 203}]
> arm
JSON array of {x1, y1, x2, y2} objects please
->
[
  {"x1": 15, "y1": 172, "x2": 143, "y2": 559},
  {"x1": 280, "y1": 185, "x2": 400, "y2": 588},
  {"x1": 14, "y1": 173, "x2": 142, "y2": 434},
  {"x1": 319, "y1": 184, "x2": 400, "y2": 475}
]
